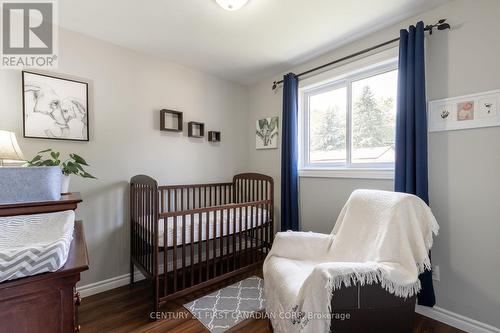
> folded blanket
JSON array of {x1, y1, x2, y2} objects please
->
[{"x1": 263, "y1": 189, "x2": 439, "y2": 333}]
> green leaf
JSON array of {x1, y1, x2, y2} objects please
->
[
  {"x1": 80, "y1": 171, "x2": 96, "y2": 179},
  {"x1": 50, "y1": 151, "x2": 60, "y2": 160},
  {"x1": 28, "y1": 155, "x2": 42, "y2": 164},
  {"x1": 70, "y1": 153, "x2": 89, "y2": 166},
  {"x1": 63, "y1": 161, "x2": 79, "y2": 175},
  {"x1": 37, "y1": 148, "x2": 52, "y2": 154}
]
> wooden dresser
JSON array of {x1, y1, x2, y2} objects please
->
[{"x1": 0, "y1": 194, "x2": 89, "y2": 333}]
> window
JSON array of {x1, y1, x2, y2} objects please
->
[{"x1": 300, "y1": 61, "x2": 397, "y2": 178}]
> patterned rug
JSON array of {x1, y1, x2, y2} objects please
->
[{"x1": 184, "y1": 276, "x2": 266, "y2": 333}]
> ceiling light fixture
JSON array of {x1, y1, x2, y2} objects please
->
[{"x1": 215, "y1": 0, "x2": 249, "y2": 11}]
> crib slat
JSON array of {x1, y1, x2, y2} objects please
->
[
  {"x1": 209, "y1": 186, "x2": 212, "y2": 207},
  {"x1": 190, "y1": 213, "x2": 194, "y2": 287},
  {"x1": 245, "y1": 205, "x2": 249, "y2": 265},
  {"x1": 252, "y1": 179, "x2": 255, "y2": 202},
  {"x1": 204, "y1": 186, "x2": 207, "y2": 209},
  {"x1": 220, "y1": 209, "x2": 224, "y2": 274},
  {"x1": 219, "y1": 186, "x2": 222, "y2": 206},
  {"x1": 212, "y1": 211, "x2": 216, "y2": 277},
  {"x1": 168, "y1": 189, "x2": 171, "y2": 213},
  {"x1": 251, "y1": 204, "x2": 256, "y2": 264},
  {"x1": 238, "y1": 206, "x2": 243, "y2": 268},
  {"x1": 198, "y1": 187, "x2": 201, "y2": 209},
  {"x1": 198, "y1": 212, "x2": 202, "y2": 284},
  {"x1": 259, "y1": 202, "x2": 263, "y2": 260},
  {"x1": 164, "y1": 212, "x2": 168, "y2": 297},
  {"x1": 173, "y1": 216, "x2": 177, "y2": 292},
  {"x1": 182, "y1": 214, "x2": 186, "y2": 289},
  {"x1": 232, "y1": 206, "x2": 236, "y2": 271},
  {"x1": 205, "y1": 212, "x2": 210, "y2": 281},
  {"x1": 174, "y1": 189, "x2": 178, "y2": 212}
]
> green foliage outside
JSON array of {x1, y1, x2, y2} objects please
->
[{"x1": 311, "y1": 86, "x2": 394, "y2": 151}]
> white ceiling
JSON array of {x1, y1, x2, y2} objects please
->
[{"x1": 58, "y1": 0, "x2": 450, "y2": 85}]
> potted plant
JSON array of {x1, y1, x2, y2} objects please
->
[{"x1": 26, "y1": 149, "x2": 96, "y2": 194}]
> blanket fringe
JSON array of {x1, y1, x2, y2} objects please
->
[{"x1": 325, "y1": 269, "x2": 422, "y2": 309}]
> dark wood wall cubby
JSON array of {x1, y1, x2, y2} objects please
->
[
  {"x1": 188, "y1": 122, "x2": 205, "y2": 138},
  {"x1": 160, "y1": 109, "x2": 183, "y2": 132},
  {"x1": 208, "y1": 131, "x2": 221, "y2": 142}
]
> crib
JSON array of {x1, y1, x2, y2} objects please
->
[{"x1": 130, "y1": 173, "x2": 274, "y2": 313}]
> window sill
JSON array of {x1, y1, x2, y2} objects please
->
[{"x1": 299, "y1": 168, "x2": 394, "y2": 180}]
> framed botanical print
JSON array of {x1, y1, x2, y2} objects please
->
[
  {"x1": 22, "y1": 71, "x2": 89, "y2": 141},
  {"x1": 256, "y1": 116, "x2": 279, "y2": 149}
]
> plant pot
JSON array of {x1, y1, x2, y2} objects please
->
[{"x1": 61, "y1": 174, "x2": 71, "y2": 194}]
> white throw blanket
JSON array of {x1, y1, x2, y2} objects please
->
[{"x1": 263, "y1": 189, "x2": 439, "y2": 333}]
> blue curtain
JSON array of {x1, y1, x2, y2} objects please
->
[
  {"x1": 281, "y1": 73, "x2": 300, "y2": 231},
  {"x1": 395, "y1": 21, "x2": 435, "y2": 307}
]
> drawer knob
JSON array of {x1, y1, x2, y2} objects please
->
[{"x1": 74, "y1": 292, "x2": 81, "y2": 306}]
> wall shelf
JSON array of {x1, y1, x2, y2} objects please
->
[
  {"x1": 208, "y1": 131, "x2": 221, "y2": 142},
  {"x1": 188, "y1": 122, "x2": 205, "y2": 138},
  {"x1": 160, "y1": 109, "x2": 183, "y2": 132}
]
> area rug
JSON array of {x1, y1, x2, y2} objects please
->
[{"x1": 184, "y1": 276, "x2": 266, "y2": 333}]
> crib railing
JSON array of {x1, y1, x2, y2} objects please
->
[
  {"x1": 130, "y1": 173, "x2": 274, "y2": 312},
  {"x1": 158, "y1": 182, "x2": 233, "y2": 212}
]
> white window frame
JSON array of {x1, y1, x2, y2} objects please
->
[{"x1": 299, "y1": 59, "x2": 398, "y2": 179}]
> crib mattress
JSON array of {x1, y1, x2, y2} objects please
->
[
  {"x1": 142, "y1": 207, "x2": 268, "y2": 247},
  {"x1": 0, "y1": 210, "x2": 75, "y2": 283}
]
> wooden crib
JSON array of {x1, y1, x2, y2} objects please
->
[{"x1": 130, "y1": 173, "x2": 274, "y2": 313}]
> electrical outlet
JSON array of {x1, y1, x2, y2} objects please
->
[{"x1": 432, "y1": 265, "x2": 440, "y2": 281}]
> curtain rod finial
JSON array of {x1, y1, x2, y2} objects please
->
[{"x1": 272, "y1": 81, "x2": 277, "y2": 90}]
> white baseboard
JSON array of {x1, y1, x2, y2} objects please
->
[
  {"x1": 77, "y1": 271, "x2": 145, "y2": 298},
  {"x1": 416, "y1": 305, "x2": 500, "y2": 333},
  {"x1": 78, "y1": 274, "x2": 499, "y2": 333}
]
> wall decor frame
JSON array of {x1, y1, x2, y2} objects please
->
[
  {"x1": 256, "y1": 116, "x2": 279, "y2": 149},
  {"x1": 188, "y1": 121, "x2": 205, "y2": 138},
  {"x1": 160, "y1": 109, "x2": 183, "y2": 132},
  {"x1": 208, "y1": 131, "x2": 221, "y2": 142},
  {"x1": 22, "y1": 71, "x2": 89, "y2": 142},
  {"x1": 429, "y1": 89, "x2": 500, "y2": 132}
]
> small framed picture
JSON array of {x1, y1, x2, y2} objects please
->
[
  {"x1": 22, "y1": 71, "x2": 89, "y2": 141},
  {"x1": 457, "y1": 101, "x2": 474, "y2": 121},
  {"x1": 256, "y1": 116, "x2": 279, "y2": 149}
]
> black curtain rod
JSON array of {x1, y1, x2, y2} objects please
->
[{"x1": 272, "y1": 19, "x2": 450, "y2": 90}]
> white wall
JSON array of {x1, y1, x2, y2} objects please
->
[
  {"x1": 247, "y1": 0, "x2": 500, "y2": 328},
  {"x1": 0, "y1": 28, "x2": 249, "y2": 286}
]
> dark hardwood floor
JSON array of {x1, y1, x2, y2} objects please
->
[{"x1": 79, "y1": 271, "x2": 466, "y2": 333}]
